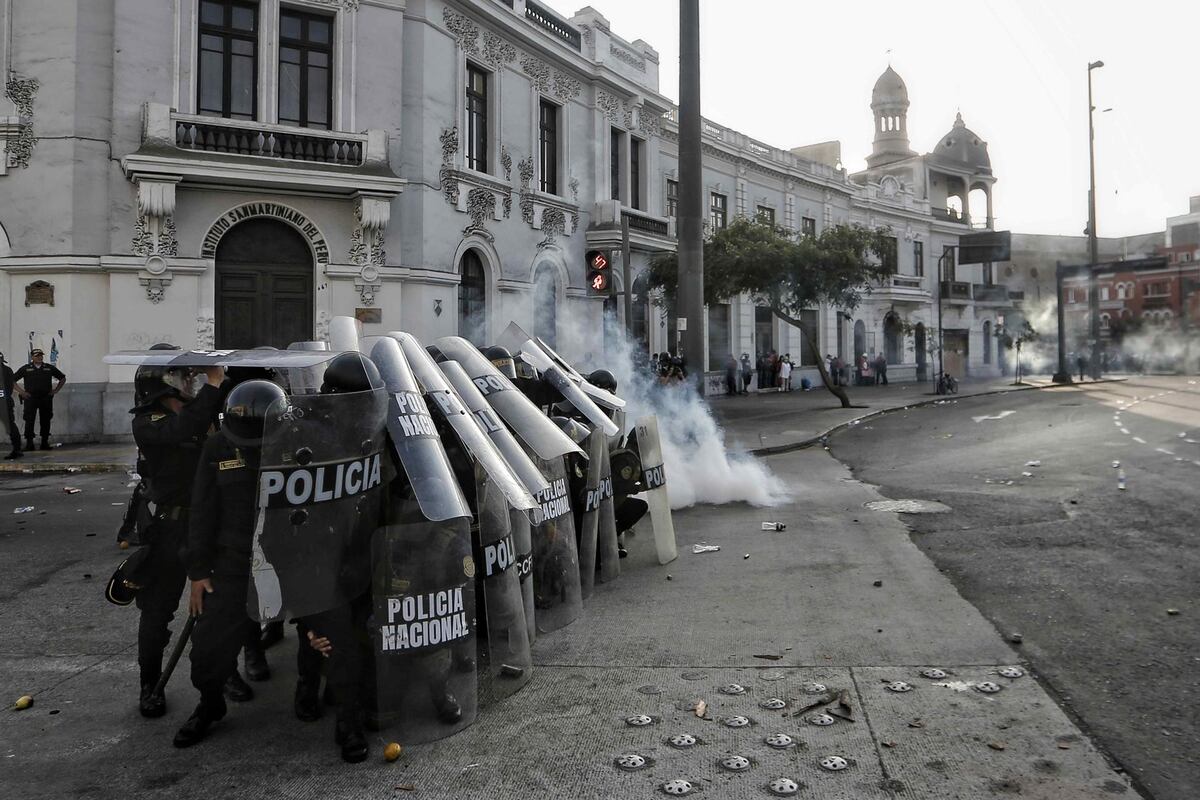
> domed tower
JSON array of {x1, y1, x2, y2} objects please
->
[{"x1": 867, "y1": 66, "x2": 915, "y2": 168}]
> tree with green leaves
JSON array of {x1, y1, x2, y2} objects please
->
[{"x1": 647, "y1": 217, "x2": 895, "y2": 408}]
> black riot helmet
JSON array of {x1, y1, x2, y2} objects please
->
[
  {"x1": 587, "y1": 368, "x2": 617, "y2": 393},
  {"x1": 483, "y1": 345, "x2": 517, "y2": 379},
  {"x1": 319, "y1": 352, "x2": 383, "y2": 394},
  {"x1": 131, "y1": 343, "x2": 195, "y2": 412},
  {"x1": 550, "y1": 415, "x2": 591, "y2": 445},
  {"x1": 222, "y1": 379, "x2": 287, "y2": 447}
]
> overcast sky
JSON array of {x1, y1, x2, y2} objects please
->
[{"x1": 543, "y1": 0, "x2": 1198, "y2": 238}]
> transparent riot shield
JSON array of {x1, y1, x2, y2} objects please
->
[
  {"x1": 250, "y1": 388, "x2": 388, "y2": 621},
  {"x1": 370, "y1": 503, "x2": 478, "y2": 743},
  {"x1": 576, "y1": 427, "x2": 603, "y2": 599},
  {"x1": 509, "y1": 507, "x2": 536, "y2": 648},
  {"x1": 525, "y1": 447, "x2": 584, "y2": 633},
  {"x1": 594, "y1": 436, "x2": 621, "y2": 584},
  {"x1": 472, "y1": 467, "x2": 534, "y2": 705}
]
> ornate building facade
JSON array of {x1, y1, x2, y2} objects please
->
[{"x1": 0, "y1": 0, "x2": 1014, "y2": 440}]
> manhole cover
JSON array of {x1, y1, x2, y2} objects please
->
[
  {"x1": 662, "y1": 779, "x2": 694, "y2": 796},
  {"x1": 886, "y1": 681, "x2": 914, "y2": 693},
  {"x1": 764, "y1": 733, "x2": 795, "y2": 749},
  {"x1": 668, "y1": 734, "x2": 698, "y2": 749},
  {"x1": 998, "y1": 667, "x2": 1024, "y2": 679},
  {"x1": 626, "y1": 714, "x2": 655, "y2": 727},
  {"x1": 723, "y1": 716, "x2": 752, "y2": 728},
  {"x1": 864, "y1": 499, "x2": 952, "y2": 514},
  {"x1": 807, "y1": 713, "x2": 836, "y2": 727},
  {"x1": 819, "y1": 755, "x2": 849, "y2": 772},
  {"x1": 974, "y1": 682, "x2": 1003, "y2": 694},
  {"x1": 719, "y1": 683, "x2": 747, "y2": 695},
  {"x1": 920, "y1": 668, "x2": 948, "y2": 679},
  {"x1": 615, "y1": 754, "x2": 649, "y2": 771},
  {"x1": 800, "y1": 682, "x2": 827, "y2": 694},
  {"x1": 759, "y1": 698, "x2": 787, "y2": 710},
  {"x1": 719, "y1": 755, "x2": 752, "y2": 772},
  {"x1": 767, "y1": 778, "x2": 800, "y2": 796}
]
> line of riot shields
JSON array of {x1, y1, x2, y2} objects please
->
[{"x1": 105, "y1": 318, "x2": 677, "y2": 743}]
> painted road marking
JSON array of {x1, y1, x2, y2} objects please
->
[
  {"x1": 1132, "y1": 437, "x2": 1147, "y2": 444},
  {"x1": 972, "y1": 410, "x2": 1016, "y2": 423}
]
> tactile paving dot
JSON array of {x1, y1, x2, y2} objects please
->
[
  {"x1": 667, "y1": 733, "x2": 698, "y2": 749},
  {"x1": 807, "y1": 713, "x2": 836, "y2": 727},
  {"x1": 819, "y1": 755, "x2": 849, "y2": 772},
  {"x1": 759, "y1": 698, "x2": 787, "y2": 710},
  {"x1": 719, "y1": 755, "x2": 752, "y2": 772},
  {"x1": 764, "y1": 733, "x2": 795, "y2": 749},
  {"x1": 662, "y1": 779, "x2": 694, "y2": 796},
  {"x1": 767, "y1": 777, "x2": 801, "y2": 796},
  {"x1": 614, "y1": 754, "x2": 648, "y2": 771},
  {"x1": 625, "y1": 714, "x2": 655, "y2": 727},
  {"x1": 974, "y1": 681, "x2": 1003, "y2": 694},
  {"x1": 723, "y1": 715, "x2": 752, "y2": 728}
]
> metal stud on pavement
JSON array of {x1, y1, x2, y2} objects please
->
[
  {"x1": 819, "y1": 755, "x2": 849, "y2": 772},
  {"x1": 662, "y1": 779, "x2": 694, "y2": 796},
  {"x1": 759, "y1": 697, "x2": 787, "y2": 710},
  {"x1": 767, "y1": 777, "x2": 801, "y2": 796},
  {"x1": 723, "y1": 715, "x2": 751, "y2": 728},
  {"x1": 668, "y1": 733, "x2": 698, "y2": 749},
  {"x1": 807, "y1": 713, "x2": 836, "y2": 726},
  {"x1": 764, "y1": 733, "x2": 795, "y2": 749},
  {"x1": 886, "y1": 681, "x2": 914, "y2": 693},
  {"x1": 800, "y1": 682, "x2": 827, "y2": 694},
  {"x1": 719, "y1": 755, "x2": 752, "y2": 772},
  {"x1": 920, "y1": 668, "x2": 948, "y2": 679},
  {"x1": 719, "y1": 683, "x2": 746, "y2": 695},
  {"x1": 998, "y1": 666, "x2": 1024, "y2": 679},
  {"x1": 974, "y1": 682, "x2": 1003, "y2": 694},
  {"x1": 626, "y1": 714, "x2": 655, "y2": 727},
  {"x1": 615, "y1": 754, "x2": 649, "y2": 771}
]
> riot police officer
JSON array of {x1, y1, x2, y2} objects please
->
[
  {"x1": 175, "y1": 379, "x2": 286, "y2": 748},
  {"x1": 129, "y1": 353, "x2": 224, "y2": 718}
]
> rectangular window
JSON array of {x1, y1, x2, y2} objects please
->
[
  {"x1": 882, "y1": 236, "x2": 898, "y2": 273},
  {"x1": 278, "y1": 9, "x2": 332, "y2": 129},
  {"x1": 707, "y1": 303, "x2": 731, "y2": 371},
  {"x1": 756, "y1": 206, "x2": 775, "y2": 226},
  {"x1": 666, "y1": 179, "x2": 679, "y2": 218},
  {"x1": 943, "y1": 245, "x2": 956, "y2": 281},
  {"x1": 198, "y1": 0, "x2": 258, "y2": 120},
  {"x1": 709, "y1": 192, "x2": 727, "y2": 231},
  {"x1": 1144, "y1": 282, "x2": 1169, "y2": 297},
  {"x1": 913, "y1": 240, "x2": 924, "y2": 277},
  {"x1": 538, "y1": 99, "x2": 559, "y2": 194},
  {"x1": 630, "y1": 138, "x2": 642, "y2": 210},
  {"x1": 465, "y1": 64, "x2": 489, "y2": 173},
  {"x1": 610, "y1": 128, "x2": 622, "y2": 202},
  {"x1": 801, "y1": 216, "x2": 816, "y2": 237},
  {"x1": 1100, "y1": 286, "x2": 1110, "y2": 301}
]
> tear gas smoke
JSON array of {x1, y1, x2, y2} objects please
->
[{"x1": 557, "y1": 321, "x2": 787, "y2": 510}]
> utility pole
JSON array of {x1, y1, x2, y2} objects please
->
[
  {"x1": 1087, "y1": 60, "x2": 1104, "y2": 380},
  {"x1": 1052, "y1": 262, "x2": 1072, "y2": 383},
  {"x1": 621, "y1": 215, "x2": 632, "y2": 335},
  {"x1": 677, "y1": 0, "x2": 705, "y2": 392}
]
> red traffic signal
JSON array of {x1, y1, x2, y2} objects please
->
[{"x1": 586, "y1": 249, "x2": 613, "y2": 296}]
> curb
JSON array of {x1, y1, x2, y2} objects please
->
[
  {"x1": 747, "y1": 378, "x2": 1128, "y2": 457},
  {"x1": 0, "y1": 462, "x2": 132, "y2": 475}
]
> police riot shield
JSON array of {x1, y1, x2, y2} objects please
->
[
  {"x1": 387, "y1": 332, "x2": 538, "y2": 515},
  {"x1": 327, "y1": 315, "x2": 361, "y2": 352},
  {"x1": 370, "y1": 506, "x2": 478, "y2": 743},
  {"x1": 104, "y1": 348, "x2": 339, "y2": 370},
  {"x1": 509, "y1": 507, "x2": 537, "y2": 647},
  {"x1": 496, "y1": 322, "x2": 627, "y2": 411},
  {"x1": 250, "y1": 387, "x2": 388, "y2": 621},
  {"x1": 439, "y1": 360, "x2": 550, "y2": 498},
  {"x1": 594, "y1": 435, "x2": 621, "y2": 584},
  {"x1": 365, "y1": 337, "x2": 471, "y2": 521},
  {"x1": 635, "y1": 415, "x2": 678, "y2": 566},
  {"x1": 434, "y1": 336, "x2": 585, "y2": 461},
  {"x1": 576, "y1": 427, "x2": 603, "y2": 599},
  {"x1": 516, "y1": 339, "x2": 619, "y2": 438},
  {"x1": 525, "y1": 447, "x2": 584, "y2": 633},
  {"x1": 285, "y1": 341, "x2": 330, "y2": 395},
  {"x1": 472, "y1": 466, "x2": 534, "y2": 704}
]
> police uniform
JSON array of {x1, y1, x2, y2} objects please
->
[
  {"x1": 131, "y1": 383, "x2": 222, "y2": 700},
  {"x1": 1, "y1": 356, "x2": 21, "y2": 457},
  {"x1": 14, "y1": 358, "x2": 65, "y2": 449}
]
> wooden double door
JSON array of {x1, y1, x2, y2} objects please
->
[{"x1": 215, "y1": 218, "x2": 314, "y2": 350}]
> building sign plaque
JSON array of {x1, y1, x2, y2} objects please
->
[
  {"x1": 24, "y1": 280, "x2": 54, "y2": 307},
  {"x1": 201, "y1": 203, "x2": 330, "y2": 264}
]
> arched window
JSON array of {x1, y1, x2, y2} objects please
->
[
  {"x1": 459, "y1": 249, "x2": 488, "y2": 346},
  {"x1": 982, "y1": 320, "x2": 992, "y2": 364},
  {"x1": 533, "y1": 263, "x2": 557, "y2": 348},
  {"x1": 853, "y1": 319, "x2": 866, "y2": 360},
  {"x1": 884, "y1": 313, "x2": 901, "y2": 364},
  {"x1": 1100, "y1": 313, "x2": 1111, "y2": 330}
]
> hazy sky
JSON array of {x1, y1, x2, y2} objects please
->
[{"x1": 542, "y1": 0, "x2": 1198, "y2": 238}]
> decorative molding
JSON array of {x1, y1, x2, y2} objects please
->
[
  {"x1": 538, "y1": 208, "x2": 566, "y2": 249},
  {"x1": 355, "y1": 264, "x2": 381, "y2": 305},
  {"x1": 569, "y1": 176, "x2": 580, "y2": 205},
  {"x1": 637, "y1": 109, "x2": 661, "y2": 139},
  {"x1": 305, "y1": 0, "x2": 360, "y2": 9},
  {"x1": 609, "y1": 43, "x2": 646, "y2": 72},
  {"x1": 201, "y1": 202, "x2": 331, "y2": 263},
  {"x1": 571, "y1": 210, "x2": 579, "y2": 234},
  {"x1": 552, "y1": 71, "x2": 582, "y2": 102},
  {"x1": 518, "y1": 156, "x2": 535, "y2": 225},
  {"x1": 579, "y1": 24, "x2": 594, "y2": 47},
  {"x1": 439, "y1": 127, "x2": 460, "y2": 206},
  {"x1": 464, "y1": 187, "x2": 497, "y2": 240},
  {"x1": 596, "y1": 90, "x2": 630, "y2": 128},
  {"x1": 195, "y1": 316, "x2": 215, "y2": 350},
  {"x1": 521, "y1": 55, "x2": 551, "y2": 94},
  {"x1": 140, "y1": 275, "x2": 172, "y2": 303},
  {"x1": 442, "y1": 8, "x2": 480, "y2": 53},
  {"x1": 500, "y1": 146, "x2": 514, "y2": 218},
  {"x1": 481, "y1": 30, "x2": 516, "y2": 66},
  {"x1": 350, "y1": 195, "x2": 388, "y2": 268},
  {"x1": 4, "y1": 74, "x2": 40, "y2": 169}
]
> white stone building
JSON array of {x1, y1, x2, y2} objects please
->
[{"x1": 0, "y1": 0, "x2": 1014, "y2": 440}]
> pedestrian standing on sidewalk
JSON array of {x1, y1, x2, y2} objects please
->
[
  {"x1": 740, "y1": 353, "x2": 753, "y2": 394},
  {"x1": 779, "y1": 356, "x2": 793, "y2": 392},
  {"x1": 875, "y1": 353, "x2": 889, "y2": 385},
  {"x1": 13, "y1": 348, "x2": 66, "y2": 450},
  {"x1": 724, "y1": 355, "x2": 738, "y2": 396},
  {"x1": 1, "y1": 352, "x2": 22, "y2": 459},
  {"x1": 1076, "y1": 352, "x2": 1088, "y2": 382}
]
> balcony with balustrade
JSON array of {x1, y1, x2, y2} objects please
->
[{"x1": 872, "y1": 273, "x2": 931, "y2": 303}]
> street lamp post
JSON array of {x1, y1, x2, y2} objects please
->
[
  {"x1": 1087, "y1": 60, "x2": 1104, "y2": 379},
  {"x1": 677, "y1": 0, "x2": 705, "y2": 393},
  {"x1": 935, "y1": 247, "x2": 956, "y2": 392}
]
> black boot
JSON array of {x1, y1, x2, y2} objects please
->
[
  {"x1": 139, "y1": 684, "x2": 166, "y2": 718},
  {"x1": 432, "y1": 688, "x2": 462, "y2": 724},
  {"x1": 294, "y1": 679, "x2": 321, "y2": 722},
  {"x1": 334, "y1": 710, "x2": 369, "y2": 763},
  {"x1": 172, "y1": 695, "x2": 226, "y2": 748},
  {"x1": 39, "y1": 438, "x2": 50, "y2": 451},
  {"x1": 244, "y1": 647, "x2": 270, "y2": 682},
  {"x1": 4, "y1": 449, "x2": 21, "y2": 460},
  {"x1": 24, "y1": 439, "x2": 33, "y2": 451},
  {"x1": 224, "y1": 672, "x2": 254, "y2": 702}
]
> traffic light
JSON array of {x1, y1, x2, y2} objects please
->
[{"x1": 586, "y1": 249, "x2": 613, "y2": 296}]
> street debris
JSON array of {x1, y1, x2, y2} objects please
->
[
  {"x1": 1025, "y1": 460, "x2": 1041, "y2": 467},
  {"x1": 384, "y1": 742, "x2": 402, "y2": 762},
  {"x1": 666, "y1": 575, "x2": 672, "y2": 581},
  {"x1": 694, "y1": 701, "x2": 707, "y2": 718},
  {"x1": 691, "y1": 543, "x2": 720, "y2": 554},
  {"x1": 1021, "y1": 471, "x2": 1034, "y2": 477},
  {"x1": 743, "y1": 554, "x2": 750, "y2": 559},
  {"x1": 830, "y1": 690, "x2": 855, "y2": 722},
  {"x1": 63, "y1": 487, "x2": 81, "y2": 494},
  {"x1": 932, "y1": 681, "x2": 975, "y2": 692},
  {"x1": 988, "y1": 742, "x2": 1006, "y2": 751},
  {"x1": 752, "y1": 653, "x2": 782, "y2": 661},
  {"x1": 66, "y1": 467, "x2": 81, "y2": 473},
  {"x1": 1117, "y1": 469, "x2": 1127, "y2": 490},
  {"x1": 394, "y1": 784, "x2": 415, "y2": 791},
  {"x1": 1057, "y1": 742, "x2": 1072, "y2": 750},
  {"x1": 13, "y1": 506, "x2": 35, "y2": 514},
  {"x1": 1009, "y1": 633, "x2": 1024, "y2": 644},
  {"x1": 761, "y1": 521, "x2": 787, "y2": 531},
  {"x1": 907, "y1": 719, "x2": 925, "y2": 729},
  {"x1": 1166, "y1": 608, "x2": 1180, "y2": 616},
  {"x1": 1112, "y1": 461, "x2": 1121, "y2": 468},
  {"x1": 882, "y1": 740, "x2": 897, "y2": 748},
  {"x1": 872, "y1": 580, "x2": 883, "y2": 587},
  {"x1": 14, "y1": 695, "x2": 33, "y2": 710}
]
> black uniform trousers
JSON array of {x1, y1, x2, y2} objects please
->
[
  {"x1": 189, "y1": 571, "x2": 251, "y2": 700},
  {"x1": 300, "y1": 596, "x2": 370, "y2": 717},
  {"x1": 134, "y1": 519, "x2": 188, "y2": 686},
  {"x1": 4, "y1": 398, "x2": 20, "y2": 452},
  {"x1": 23, "y1": 392, "x2": 53, "y2": 442}
]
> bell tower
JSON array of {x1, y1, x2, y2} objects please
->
[{"x1": 868, "y1": 66, "x2": 915, "y2": 168}]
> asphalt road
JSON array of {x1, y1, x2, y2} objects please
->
[{"x1": 829, "y1": 376, "x2": 1200, "y2": 800}]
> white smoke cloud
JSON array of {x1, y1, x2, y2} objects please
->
[{"x1": 557, "y1": 320, "x2": 787, "y2": 510}]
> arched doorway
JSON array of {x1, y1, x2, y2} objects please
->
[
  {"x1": 914, "y1": 323, "x2": 927, "y2": 381},
  {"x1": 853, "y1": 319, "x2": 866, "y2": 360},
  {"x1": 533, "y1": 263, "x2": 557, "y2": 348},
  {"x1": 459, "y1": 250, "x2": 488, "y2": 346},
  {"x1": 883, "y1": 312, "x2": 901, "y2": 365},
  {"x1": 216, "y1": 218, "x2": 313, "y2": 349}
]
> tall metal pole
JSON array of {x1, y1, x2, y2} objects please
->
[
  {"x1": 621, "y1": 215, "x2": 633, "y2": 335},
  {"x1": 677, "y1": 0, "x2": 705, "y2": 392},
  {"x1": 1052, "y1": 261, "x2": 1072, "y2": 383},
  {"x1": 1087, "y1": 60, "x2": 1103, "y2": 379},
  {"x1": 937, "y1": 251, "x2": 945, "y2": 389}
]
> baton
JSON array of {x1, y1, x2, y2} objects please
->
[{"x1": 151, "y1": 615, "x2": 196, "y2": 699}]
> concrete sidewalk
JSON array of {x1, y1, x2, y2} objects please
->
[
  {"x1": 0, "y1": 440, "x2": 136, "y2": 474},
  {"x1": 1, "y1": 446, "x2": 1133, "y2": 799}
]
